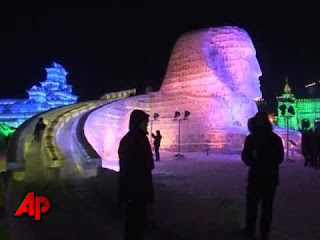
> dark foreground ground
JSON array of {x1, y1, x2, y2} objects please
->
[{"x1": 1, "y1": 151, "x2": 320, "y2": 240}]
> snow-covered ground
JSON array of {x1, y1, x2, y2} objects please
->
[
  {"x1": 3, "y1": 140, "x2": 319, "y2": 240},
  {"x1": 146, "y1": 151, "x2": 320, "y2": 240}
]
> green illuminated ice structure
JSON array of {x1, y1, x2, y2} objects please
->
[{"x1": 277, "y1": 77, "x2": 320, "y2": 130}]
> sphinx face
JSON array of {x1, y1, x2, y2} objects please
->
[
  {"x1": 223, "y1": 45, "x2": 262, "y2": 126},
  {"x1": 226, "y1": 43, "x2": 262, "y2": 100},
  {"x1": 238, "y1": 49, "x2": 262, "y2": 100},
  {"x1": 206, "y1": 27, "x2": 262, "y2": 101}
]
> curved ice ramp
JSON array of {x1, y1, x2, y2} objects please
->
[
  {"x1": 71, "y1": 109, "x2": 100, "y2": 165},
  {"x1": 65, "y1": 103, "x2": 110, "y2": 178},
  {"x1": 68, "y1": 91, "x2": 140, "y2": 174},
  {"x1": 5, "y1": 105, "x2": 75, "y2": 180},
  {"x1": 67, "y1": 102, "x2": 116, "y2": 178},
  {"x1": 84, "y1": 95, "x2": 151, "y2": 171},
  {"x1": 41, "y1": 101, "x2": 103, "y2": 170}
]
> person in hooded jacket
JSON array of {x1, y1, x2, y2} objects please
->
[
  {"x1": 118, "y1": 109, "x2": 154, "y2": 240},
  {"x1": 242, "y1": 112, "x2": 284, "y2": 240}
]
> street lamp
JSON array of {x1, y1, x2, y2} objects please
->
[
  {"x1": 173, "y1": 110, "x2": 190, "y2": 158},
  {"x1": 184, "y1": 111, "x2": 190, "y2": 120},
  {"x1": 279, "y1": 104, "x2": 295, "y2": 161}
]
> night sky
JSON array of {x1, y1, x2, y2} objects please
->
[{"x1": 3, "y1": 1, "x2": 320, "y2": 111}]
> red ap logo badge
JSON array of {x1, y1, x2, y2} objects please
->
[{"x1": 15, "y1": 192, "x2": 51, "y2": 221}]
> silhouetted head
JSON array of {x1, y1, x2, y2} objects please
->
[
  {"x1": 247, "y1": 117, "x2": 256, "y2": 134},
  {"x1": 253, "y1": 112, "x2": 272, "y2": 134},
  {"x1": 129, "y1": 109, "x2": 149, "y2": 132},
  {"x1": 156, "y1": 130, "x2": 160, "y2": 136},
  {"x1": 39, "y1": 118, "x2": 44, "y2": 122}
]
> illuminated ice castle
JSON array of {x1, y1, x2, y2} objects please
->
[
  {"x1": 277, "y1": 77, "x2": 320, "y2": 130},
  {"x1": 0, "y1": 62, "x2": 78, "y2": 127}
]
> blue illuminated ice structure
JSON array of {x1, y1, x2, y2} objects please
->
[{"x1": 0, "y1": 62, "x2": 78, "y2": 127}]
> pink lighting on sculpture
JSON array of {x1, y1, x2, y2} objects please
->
[{"x1": 85, "y1": 26, "x2": 266, "y2": 158}]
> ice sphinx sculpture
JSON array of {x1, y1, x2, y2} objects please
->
[
  {"x1": 160, "y1": 26, "x2": 262, "y2": 127},
  {"x1": 85, "y1": 26, "x2": 263, "y2": 159}
]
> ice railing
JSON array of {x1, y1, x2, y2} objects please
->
[{"x1": 5, "y1": 105, "x2": 68, "y2": 180}]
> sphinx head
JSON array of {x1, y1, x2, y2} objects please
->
[
  {"x1": 204, "y1": 26, "x2": 262, "y2": 100},
  {"x1": 161, "y1": 26, "x2": 262, "y2": 101}
]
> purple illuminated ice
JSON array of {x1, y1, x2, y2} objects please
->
[{"x1": 85, "y1": 26, "x2": 264, "y2": 158}]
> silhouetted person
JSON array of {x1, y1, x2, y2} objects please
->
[
  {"x1": 33, "y1": 118, "x2": 46, "y2": 141},
  {"x1": 118, "y1": 109, "x2": 154, "y2": 240},
  {"x1": 151, "y1": 130, "x2": 162, "y2": 161},
  {"x1": 301, "y1": 129, "x2": 314, "y2": 166},
  {"x1": 308, "y1": 129, "x2": 318, "y2": 169},
  {"x1": 242, "y1": 112, "x2": 284, "y2": 240},
  {"x1": 5, "y1": 134, "x2": 11, "y2": 149},
  {"x1": 313, "y1": 128, "x2": 320, "y2": 170}
]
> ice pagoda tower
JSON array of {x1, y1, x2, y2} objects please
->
[
  {"x1": 0, "y1": 62, "x2": 78, "y2": 127},
  {"x1": 28, "y1": 62, "x2": 78, "y2": 106}
]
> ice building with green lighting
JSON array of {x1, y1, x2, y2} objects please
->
[
  {"x1": 277, "y1": 77, "x2": 320, "y2": 130},
  {"x1": 0, "y1": 62, "x2": 78, "y2": 128}
]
